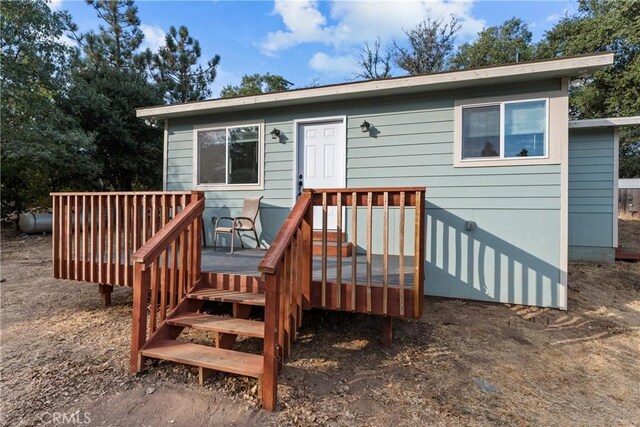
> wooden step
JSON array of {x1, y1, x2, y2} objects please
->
[
  {"x1": 141, "y1": 340, "x2": 263, "y2": 378},
  {"x1": 312, "y1": 241, "x2": 353, "y2": 257},
  {"x1": 168, "y1": 313, "x2": 264, "y2": 338},
  {"x1": 313, "y1": 230, "x2": 346, "y2": 242},
  {"x1": 186, "y1": 289, "x2": 265, "y2": 306}
]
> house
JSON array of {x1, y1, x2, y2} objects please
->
[
  {"x1": 50, "y1": 52, "x2": 639, "y2": 409},
  {"x1": 135, "y1": 52, "x2": 640, "y2": 311}
]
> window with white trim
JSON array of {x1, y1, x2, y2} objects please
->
[
  {"x1": 461, "y1": 99, "x2": 548, "y2": 160},
  {"x1": 196, "y1": 124, "x2": 262, "y2": 188}
]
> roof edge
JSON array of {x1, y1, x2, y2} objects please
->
[
  {"x1": 569, "y1": 116, "x2": 640, "y2": 128},
  {"x1": 138, "y1": 52, "x2": 614, "y2": 119}
]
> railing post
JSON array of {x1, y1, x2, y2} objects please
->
[
  {"x1": 262, "y1": 273, "x2": 279, "y2": 411},
  {"x1": 301, "y1": 191, "x2": 313, "y2": 308},
  {"x1": 414, "y1": 190, "x2": 426, "y2": 318},
  {"x1": 192, "y1": 191, "x2": 204, "y2": 275},
  {"x1": 131, "y1": 262, "x2": 150, "y2": 373},
  {"x1": 52, "y1": 195, "x2": 59, "y2": 279}
]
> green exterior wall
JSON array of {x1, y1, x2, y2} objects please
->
[
  {"x1": 568, "y1": 128, "x2": 615, "y2": 263},
  {"x1": 166, "y1": 79, "x2": 566, "y2": 309}
]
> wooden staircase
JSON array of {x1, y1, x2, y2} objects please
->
[
  {"x1": 121, "y1": 187, "x2": 426, "y2": 411},
  {"x1": 140, "y1": 286, "x2": 266, "y2": 386},
  {"x1": 312, "y1": 230, "x2": 353, "y2": 256},
  {"x1": 127, "y1": 192, "x2": 295, "y2": 411}
]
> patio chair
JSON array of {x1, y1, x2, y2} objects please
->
[{"x1": 213, "y1": 196, "x2": 263, "y2": 254}]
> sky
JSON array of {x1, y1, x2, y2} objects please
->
[{"x1": 50, "y1": 0, "x2": 579, "y2": 97}]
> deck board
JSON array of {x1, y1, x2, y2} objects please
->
[{"x1": 201, "y1": 248, "x2": 416, "y2": 287}]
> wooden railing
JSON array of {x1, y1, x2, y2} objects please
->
[
  {"x1": 257, "y1": 186, "x2": 425, "y2": 410},
  {"x1": 258, "y1": 192, "x2": 313, "y2": 411},
  {"x1": 130, "y1": 194, "x2": 205, "y2": 373},
  {"x1": 50, "y1": 191, "x2": 198, "y2": 287},
  {"x1": 309, "y1": 187, "x2": 426, "y2": 319}
]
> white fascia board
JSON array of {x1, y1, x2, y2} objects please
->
[
  {"x1": 569, "y1": 116, "x2": 640, "y2": 128},
  {"x1": 619, "y1": 178, "x2": 640, "y2": 189},
  {"x1": 137, "y1": 53, "x2": 614, "y2": 120}
]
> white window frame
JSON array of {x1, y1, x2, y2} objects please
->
[
  {"x1": 454, "y1": 91, "x2": 565, "y2": 168},
  {"x1": 192, "y1": 121, "x2": 265, "y2": 191},
  {"x1": 460, "y1": 98, "x2": 549, "y2": 162}
]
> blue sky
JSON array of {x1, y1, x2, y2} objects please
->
[{"x1": 51, "y1": 0, "x2": 578, "y2": 97}]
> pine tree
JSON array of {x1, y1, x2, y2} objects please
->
[
  {"x1": 70, "y1": 0, "x2": 145, "y2": 72},
  {"x1": 1, "y1": 0, "x2": 98, "y2": 215},
  {"x1": 147, "y1": 25, "x2": 221, "y2": 103},
  {"x1": 62, "y1": 0, "x2": 164, "y2": 190}
]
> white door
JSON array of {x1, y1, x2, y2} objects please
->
[{"x1": 297, "y1": 119, "x2": 345, "y2": 230}]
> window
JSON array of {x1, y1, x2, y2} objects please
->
[
  {"x1": 195, "y1": 123, "x2": 262, "y2": 189},
  {"x1": 461, "y1": 99, "x2": 548, "y2": 161}
]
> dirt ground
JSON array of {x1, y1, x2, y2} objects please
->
[
  {"x1": 620, "y1": 219, "x2": 640, "y2": 253},
  {"x1": 1, "y1": 223, "x2": 639, "y2": 427}
]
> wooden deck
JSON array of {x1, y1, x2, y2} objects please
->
[
  {"x1": 51, "y1": 187, "x2": 426, "y2": 411},
  {"x1": 201, "y1": 247, "x2": 417, "y2": 286}
]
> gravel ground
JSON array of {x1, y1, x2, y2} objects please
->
[{"x1": 1, "y1": 224, "x2": 639, "y2": 426}]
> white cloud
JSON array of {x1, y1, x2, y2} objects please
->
[
  {"x1": 261, "y1": 0, "x2": 485, "y2": 55},
  {"x1": 545, "y1": 13, "x2": 562, "y2": 23},
  {"x1": 545, "y1": 4, "x2": 578, "y2": 24},
  {"x1": 308, "y1": 52, "x2": 358, "y2": 76},
  {"x1": 48, "y1": 0, "x2": 64, "y2": 11},
  {"x1": 262, "y1": 0, "x2": 332, "y2": 55},
  {"x1": 140, "y1": 24, "x2": 166, "y2": 52}
]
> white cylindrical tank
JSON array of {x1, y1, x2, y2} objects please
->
[{"x1": 18, "y1": 212, "x2": 53, "y2": 234}]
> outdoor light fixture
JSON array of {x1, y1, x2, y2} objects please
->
[
  {"x1": 270, "y1": 128, "x2": 281, "y2": 139},
  {"x1": 360, "y1": 120, "x2": 371, "y2": 133},
  {"x1": 465, "y1": 220, "x2": 477, "y2": 231}
]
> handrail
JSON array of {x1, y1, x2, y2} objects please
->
[
  {"x1": 260, "y1": 192, "x2": 313, "y2": 411},
  {"x1": 130, "y1": 193, "x2": 204, "y2": 373},
  {"x1": 50, "y1": 191, "x2": 192, "y2": 196},
  {"x1": 258, "y1": 192, "x2": 311, "y2": 274},
  {"x1": 307, "y1": 186, "x2": 426, "y2": 193},
  {"x1": 132, "y1": 197, "x2": 205, "y2": 268}
]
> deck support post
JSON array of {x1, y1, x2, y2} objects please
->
[
  {"x1": 382, "y1": 316, "x2": 393, "y2": 348},
  {"x1": 130, "y1": 264, "x2": 150, "y2": 373},
  {"x1": 215, "y1": 303, "x2": 253, "y2": 349},
  {"x1": 262, "y1": 274, "x2": 279, "y2": 411},
  {"x1": 233, "y1": 303, "x2": 252, "y2": 319},
  {"x1": 199, "y1": 367, "x2": 215, "y2": 385},
  {"x1": 98, "y1": 283, "x2": 112, "y2": 307}
]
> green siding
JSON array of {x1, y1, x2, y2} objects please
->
[
  {"x1": 568, "y1": 128, "x2": 615, "y2": 258},
  {"x1": 165, "y1": 78, "x2": 566, "y2": 309},
  {"x1": 568, "y1": 246, "x2": 615, "y2": 263}
]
